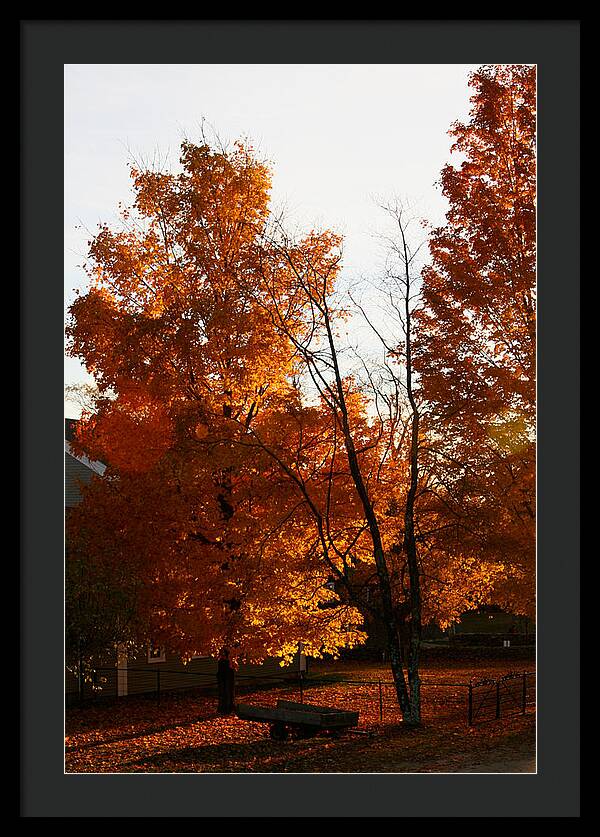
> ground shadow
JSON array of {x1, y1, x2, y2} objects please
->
[
  {"x1": 116, "y1": 725, "x2": 419, "y2": 773},
  {"x1": 65, "y1": 710, "x2": 220, "y2": 752}
]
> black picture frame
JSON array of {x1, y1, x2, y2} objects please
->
[{"x1": 21, "y1": 19, "x2": 579, "y2": 818}]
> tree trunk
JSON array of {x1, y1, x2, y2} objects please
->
[
  {"x1": 385, "y1": 628, "x2": 410, "y2": 718},
  {"x1": 322, "y1": 303, "x2": 416, "y2": 724},
  {"x1": 400, "y1": 216, "x2": 423, "y2": 727},
  {"x1": 400, "y1": 405, "x2": 422, "y2": 726},
  {"x1": 217, "y1": 654, "x2": 236, "y2": 714},
  {"x1": 215, "y1": 394, "x2": 237, "y2": 717}
]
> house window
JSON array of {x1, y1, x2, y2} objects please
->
[{"x1": 147, "y1": 644, "x2": 166, "y2": 663}]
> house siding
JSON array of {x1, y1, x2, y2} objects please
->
[
  {"x1": 125, "y1": 650, "x2": 295, "y2": 695},
  {"x1": 65, "y1": 450, "x2": 97, "y2": 507},
  {"x1": 67, "y1": 649, "x2": 296, "y2": 701}
]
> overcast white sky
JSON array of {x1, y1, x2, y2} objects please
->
[{"x1": 64, "y1": 63, "x2": 479, "y2": 416}]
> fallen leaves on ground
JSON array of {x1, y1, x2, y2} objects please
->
[{"x1": 65, "y1": 660, "x2": 535, "y2": 773}]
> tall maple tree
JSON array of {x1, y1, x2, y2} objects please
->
[
  {"x1": 413, "y1": 64, "x2": 536, "y2": 615},
  {"x1": 66, "y1": 141, "x2": 365, "y2": 711}
]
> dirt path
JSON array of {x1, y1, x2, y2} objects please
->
[
  {"x1": 371, "y1": 739, "x2": 536, "y2": 774},
  {"x1": 453, "y1": 739, "x2": 536, "y2": 773},
  {"x1": 455, "y1": 757, "x2": 535, "y2": 773}
]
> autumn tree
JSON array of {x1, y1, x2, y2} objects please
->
[
  {"x1": 413, "y1": 64, "x2": 536, "y2": 615},
  {"x1": 240, "y1": 203, "x2": 502, "y2": 725},
  {"x1": 66, "y1": 139, "x2": 365, "y2": 712}
]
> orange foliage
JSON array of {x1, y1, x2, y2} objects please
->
[
  {"x1": 67, "y1": 141, "x2": 366, "y2": 665},
  {"x1": 67, "y1": 66, "x2": 537, "y2": 674},
  {"x1": 413, "y1": 65, "x2": 536, "y2": 616}
]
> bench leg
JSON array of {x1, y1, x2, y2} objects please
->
[
  {"x1": 291, "y1": 724, "x2": 318, "y2": 740},
  {"x1": 269, "y1": 722, "x2": 289, "y2": 741}
]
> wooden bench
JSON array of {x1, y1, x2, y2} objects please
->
[{"x1": 236, "y1": 699, "x2": 360, "y2": 740}]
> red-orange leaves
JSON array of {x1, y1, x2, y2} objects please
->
[
  {"x1": 66, "y1": 139, "x2": 365, "y2": 667},
  {"x1": 415, "y1": 65, "x2": 536, "y2": 432},
  {"x1": 75, "y1": 395, "x2": 174, "y2": 473},
  {"x1": 413, "y1": 65, "x2": 536, "y2": 617}
]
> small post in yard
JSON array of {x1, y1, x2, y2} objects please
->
[
  {"x1": 468, "y1": 683, "x2": 473, "y2": 726},
  {"x1": 156, "y1": 669, "x2": 161, "y2": 705},
  {"x1": 378, "y1": 680, "x2": 383, "y2": 722},
  {"x1": 495, "y1": 679, "x2": 501, "y2": 720},
  {"x1": 78, "y1": 654, "x2": 85, "y2": 704},
  {"x1": 299, "y1": 673, "x2": 304, "y2": 704},
  {"x1": 522, "y1": 672, "x2": 527, "y2": 715}
]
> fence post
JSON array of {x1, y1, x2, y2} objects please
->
[
  {"x1": 299, "y1": 673, "x2": 304, "y2": 704},
  {"x1": 495, "y1": 680, "x2": 501, "y2": 720},
  {"x1": 378, "y1": 680, "x2": 383, "y2": 722},
  {"x1": 78, "y1": 664, "x2": 86, "y2": 704},
  {"x1": 468, "y1": 683, "x2": 473, "y2": 726},
  {"x1": 522, "y1": 672, "x2": 527, "y2": 715},
  {"x1": 157, "y1": 669, "x2": 161, "y2": 705}
]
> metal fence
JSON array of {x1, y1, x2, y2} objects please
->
[
  {"x1": 68, "y1": 666, "x2": 535, "y2": 727},
  {"x1": 243, "y1": 669, "x2": 536, "y2": 727},
  {"x1": 295, "y1": 676, "x2": 469, "y2": 726},
  {"x1": 467, "y1": 671, "x2": 536, "y2": 725},
  {"x1": 66, "y1": 666, "x2": 300, "y2": 704},
  {"x1": 97, "y1": 666, "x2": 216, "y2": 700}
]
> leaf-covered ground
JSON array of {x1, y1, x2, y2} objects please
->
[{"x1": 65, "y1": 659, "x2": 535, "y2": 773}]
